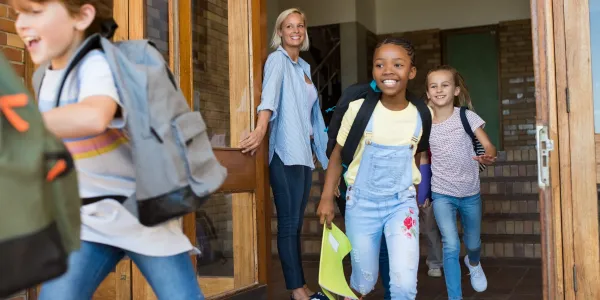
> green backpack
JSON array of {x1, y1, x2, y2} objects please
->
[{"x1": 0, "y1": 53, "x2": 81, "y2": 297}]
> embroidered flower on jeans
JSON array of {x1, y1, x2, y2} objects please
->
[
  {"x1": 404, "y1": 216, "x2": 414, "y2": 230},
  {"x1": 409, "y1": 208, "x2": 415, "y2": 215},
  {"x1": 402, "y1": 211, "x2": 418, "y2": 238}
]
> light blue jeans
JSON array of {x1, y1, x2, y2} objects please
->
[
  {"x1": 39, "y1": 241, "x2": 204, "y2": 300},
  {"x1": 346, "y1": 188, "x2": 420, "y2": 299},
  {"x1": 432, "y1": 192, "x2": 482, "y2": 300}
]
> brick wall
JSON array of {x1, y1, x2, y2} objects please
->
[
  {"x1": 146, "y1": 0, "x2": 169, "y2": 60},
  {"x1": 0, "y1": 2, "x2": 26, "y2": 82},
  {"x1": 499, "y1": 20, "x2": 536, "y2": 150},
  {"x1": 192, "y1": 0, "x2": 230, "y2": 147}
]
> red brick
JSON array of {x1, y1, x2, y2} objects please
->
[
  {"x1": 1, "y1": 46, "x2": 22, "y2": 62},
  {"x1": 0, "y1": 4, "x2": 7, "y2": 17},
  {"x1": 0, "y1": 17, "x2": 15, "y2": 33}
]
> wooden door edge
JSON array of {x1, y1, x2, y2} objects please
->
[
  {"x1": 530, "y1": 0, "x2": 563, "y2": 298},
  {"x1": 249, "y1": 0, "x2": 271, "y2": 290}
]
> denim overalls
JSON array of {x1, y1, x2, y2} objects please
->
[{"x1": 345, "y1": 111, "x2": 421, "y2": 299}]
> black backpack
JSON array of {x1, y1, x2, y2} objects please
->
[
  {"x1": 459, "y1": 106, "x2": 486, "y2": 172},
  {"x1": 326, "y1": 82, "x2": 432, "y2": 166}
]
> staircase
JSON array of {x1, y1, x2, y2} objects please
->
[
  {"x1": 302, "y1": 25, "x2": 342, "y2": 125},
  {"x1": 270, "y1": 149, "x2": 541, "y2": 261}
]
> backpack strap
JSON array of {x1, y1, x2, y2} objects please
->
[
  {"x1": 32, "y1": 64, "x2": 49, "y2": 100},
  {"x1": 326, "y1": 83, "x2": 371, "y2": 157},
  {"x1": 460, "y1": 106, "x2": 476, "y2": 141},
  {"x1": 54, "y1": 34, "x2": 103, "y2": 107},
  {"x1": 340, "y1": 88, "x2": 380, "y2": 167}
]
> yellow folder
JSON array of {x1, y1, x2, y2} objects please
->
[{"x1": 318, "y1": 223, "x2": 358, "y2": 300}]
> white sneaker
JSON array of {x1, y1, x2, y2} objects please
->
[
  {"x1": 464, "y1": 255, "x2": 487, "y2": 292},
  {"x1": 427, "y1": 268, "x2": 442, "y2": 277}
]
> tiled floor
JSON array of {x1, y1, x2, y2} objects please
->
[{"x1": 271, "y1": 258, "x2": 542, "y2": 299}]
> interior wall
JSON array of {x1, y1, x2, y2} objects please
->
[
  {"x1": 277, "y1": 0, "x2": 357, "y2": 28},
  {"x1": 375, "y1": 0, "x2": 531, "y2": 34}
]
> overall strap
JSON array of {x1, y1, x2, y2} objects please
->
[
  {"x1": 364, "y1": 113, "x2": 375, "y2": 144},
  {"x1": 411, "y1": 111, "x2": 423, "y2": 146}
]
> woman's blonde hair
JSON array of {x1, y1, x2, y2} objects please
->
[{"x1": 270, "y1": 8, "x2": 310, "y2": 51}]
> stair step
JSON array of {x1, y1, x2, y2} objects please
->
[
  {"x1": 271, "y1": 214, "x2": 541, "y2": 238},
  {"x1": 480, "y1": 164, "x2": 537, "y2": 179},
  {"x1": 482, "y1": 213, "x2": 539, "y2": 221},
  {"x1": 495, "y1": 149, "x2": 538, "y2": 163},
  {"x1": 481, "y1": 194, "x2": 538, "y2": 201},
  {"x1": 271, "y1": 194, "x2": 541, "y2": 218},
  {"x1": 270, "y1": 234, "x2": 541, "y2": 258},
  {"x1": 480, "y1": 176, "x2": 537, "y2": 183},
  {"x1": 483, "y1": 198, "x2": 539, "y2": 215}
]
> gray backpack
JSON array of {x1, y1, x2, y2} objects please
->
[{"x1": 33, "y1": 30, "x2": 227, "y2": 226}]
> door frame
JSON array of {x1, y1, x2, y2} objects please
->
[
  {"x1": 531, "y1": 0, "x2": 600, "y2": 299},
  {"x1": 558, "y1": 0, "x2": 600, "y2": 298}
]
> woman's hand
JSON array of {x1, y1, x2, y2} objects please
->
[
  {"x1": 419, "y1": 198, "x2": 431, "y2": 208},
  {"x1": 474, "y1": 154, "x2": 497, "y2": 165},
  {"x1": 240, "y1": 125, "x2": 267, "y2": 155},
  {"x1": 317, "y1": 198, "x2": 335, "y2": 229}
]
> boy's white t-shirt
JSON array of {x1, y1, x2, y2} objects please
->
[{"x1": 38, "y1": 50, "x2": 195, "y2": 257}]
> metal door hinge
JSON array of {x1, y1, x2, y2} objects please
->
[
  {"x1": 573, "y1": 265, "x2": 578, "y2": 293},
  {"x1": 566, "y1": 87, "x2": 571, "y2": 113},
  {"x1": 536, "y1": 126, "x2": 555, "y2": 188}
]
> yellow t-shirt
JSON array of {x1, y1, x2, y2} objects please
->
[{"x1": 336, "y1": 99, "x2": 432, "y2": 186}]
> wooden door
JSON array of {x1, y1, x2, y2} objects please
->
[
  {"x1": 129, "y1": 0, "x2": 270, "y2": 299},
  {"x1": 559, "y1": 0, "x2": 600, "y2": 298},
  {"x1": 531, "y1": 0, "x2": 600, "y2": 298}
]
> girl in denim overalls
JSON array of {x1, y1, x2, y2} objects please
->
[{"x1": 318, "y1": 38, "x2": 430, "y2": 300}]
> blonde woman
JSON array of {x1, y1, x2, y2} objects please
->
[{"x1": 240, "y1": 8, "x2": 329, "y2": 300}]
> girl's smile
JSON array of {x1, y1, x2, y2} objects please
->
[{"x1": 426, "y1": 70, "x2": 461, "y2": 108}]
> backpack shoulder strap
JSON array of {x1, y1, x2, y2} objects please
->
[
  {"x1": 54, "y1": 34, "x2": 102, "y2": 107},
  {"x1": 340, "y1": 89, "x2": 380, "y2": 166},
  {"x1": 408, "y1": 92, "x2": 431, "y2": 153},
  {"x1": 32, "y1": 63, "x2": 49, "y2": 100},
  {"x1": 460, "y1": 106, "x2": 476, "y2": 140},
  {"x1": 326, "y1": 83, "x2": 370, "y2": 157}
]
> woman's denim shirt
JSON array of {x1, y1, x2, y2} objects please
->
[{"x1": 257, "y1": 46, "x2": 329, "y2": 170}]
